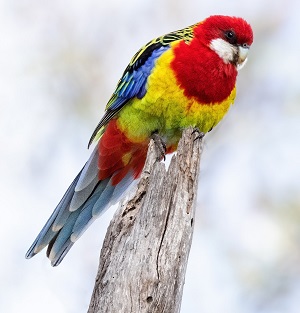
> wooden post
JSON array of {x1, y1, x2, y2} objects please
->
[{"x1": 88, "y1": 127, "x2": 203, "y2": 313}]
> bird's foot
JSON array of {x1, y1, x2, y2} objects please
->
[
  {"x1": 192, "y1": 128, "x2": 205, "y2": 141},
  {"x1": 151, "y1": 132, "x2": 166, "y2": 161}
]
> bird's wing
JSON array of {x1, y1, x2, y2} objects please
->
[{"x1": 88, "y1": 24, "x2": 197, "y2": 147}]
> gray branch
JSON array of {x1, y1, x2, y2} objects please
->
[{"x1": 88, "y1": 127, "x2": 204, "y2": 313}]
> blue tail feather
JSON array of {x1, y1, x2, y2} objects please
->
[
  {"x1": 48, "y1": 209, "x2": 81, "y2": 262},
  {"x1": 69, "y1": 175, "x2": 99, "y2": 212},
  {"x1": 25, "y1": 171, "x2": 81, "y2": 258},
  {"x1": 111, "y1": 171, "x2": 135, "y2": 205},
  {"x1": 26, "y1": 154, "x2": 136, "y2": 265},
  {"x1": 75, "y1": 146, "x2": 99, "y2": 192},
  {"x1": 92, "y1": 179, "x2": 115, "y2": 217},
  {"x1": 48, "y1": 238, "x2": 74, "y2": 267},
  {"x1": 70, "y1": 202, "x2": 94, "y2": 241}
]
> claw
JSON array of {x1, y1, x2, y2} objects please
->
[{"x1": 192, "y1": 128, "x2": 205, "y2": 142}]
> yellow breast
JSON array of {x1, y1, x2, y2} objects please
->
[{"x1": 117, "y1": 43, "x2": 236, "y2": 143}]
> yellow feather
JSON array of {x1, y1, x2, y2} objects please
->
[{"x1": 117, "y1": 43, "x2": 236, "y2": 144}]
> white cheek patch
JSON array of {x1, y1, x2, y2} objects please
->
[{"x1": 209, "y1": 38, "x2": 237, "y2": 64}]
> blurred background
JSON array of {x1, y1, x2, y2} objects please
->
[{"x1": 1, "y1": 0, "x2": 300, "y2": 312}]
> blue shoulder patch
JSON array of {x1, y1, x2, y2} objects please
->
[{"x1": 109, "y1": 45, "x2": 170, "y2": 110}]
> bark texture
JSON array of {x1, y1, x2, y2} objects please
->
[{"x1": 88, "y1": 127, "x2": 203, "y2": 313}]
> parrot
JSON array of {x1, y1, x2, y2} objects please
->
[{"x1": 26, "y1": 15, "x2": 253, "y2": 266}]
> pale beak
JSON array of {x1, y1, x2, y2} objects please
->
[{"x1": 237, "y1": 45, "x2": 249, "y2": 70}]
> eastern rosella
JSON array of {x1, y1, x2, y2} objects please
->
[{"x1": 26, "y1": 15, "x2": 253, "y2": 266}]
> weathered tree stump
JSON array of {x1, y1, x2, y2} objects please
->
[{"x1": 88, "y1": 127, "x2": 204, "y2": 313}]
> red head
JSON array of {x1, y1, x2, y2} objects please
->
[
  {"x1": 194, "y1": 15, "x2": 253, "y2": 69},
  {"x1": 197, "y1": 15, "x2": 253, "y2": 46},
  {"x1": 171, "y1": 15, "x2": 253, "y2": 103}
]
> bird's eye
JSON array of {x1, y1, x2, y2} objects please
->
[{"x1": 224, "y1": 30, "x2": 237, "y2": 44}]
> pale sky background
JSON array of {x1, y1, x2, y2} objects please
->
[{"x1": 1, "y1": 0, "x2": 300, "y2": 312}]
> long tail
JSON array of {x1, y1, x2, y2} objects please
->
[
  {"x1": 25, "y1": 147, "x2": 135, "y2": 266},
  {"x1": 26, "y1": 120, "x2": 147, "y2": 266}
]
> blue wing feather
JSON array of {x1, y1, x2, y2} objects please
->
[
  {"x1": 109, "y1": 45, "x2": 170, "y2": 110},
  {"x1": 88, "y1": 44, "x2": 171, "y2": 147}
]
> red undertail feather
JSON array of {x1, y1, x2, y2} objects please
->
[{"x1": 98, "y1": 119, "x2": 148, "y2": 186}]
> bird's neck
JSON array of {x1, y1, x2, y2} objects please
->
[{"x1": 171, "y1": 40, "x2": 237, "y2": 104}]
